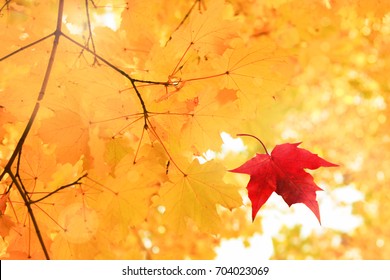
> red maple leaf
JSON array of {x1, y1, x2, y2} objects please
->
[{"x1": 230, "y1": 134, "x2": 338, "y2": 224}]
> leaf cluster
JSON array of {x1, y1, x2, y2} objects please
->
[{"x1": 0, "y1": 0, "x2": 292, "y2": 259}]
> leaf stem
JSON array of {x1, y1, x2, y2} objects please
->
[{"x1": 237, "y1": 133, "x2": 269, "y2": 155}]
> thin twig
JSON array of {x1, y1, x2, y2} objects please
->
[
  {"x1": 0, "y1": 0, "x2": 12, "y2": 13},
  {"x1": 0, "y1": 33, "x2": 54, "y2": 62},
  {"x1": 165, "y1": 0, "x2": 204, "y2": 45},
  {"x1": 61, "y1": 33, "x2": 149, "y2": 120},
  {"x1": 85, "y1": 0, "x2": 99, "y2": 65},
  {"x1": 7, "y1": 170, "x2": 50, "y2": 259},
  {"x1": 30, "y1": 173, "x2": 88, "y2": 204}
]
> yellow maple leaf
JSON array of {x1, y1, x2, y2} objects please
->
[
  {"x1": 38, "y1": 110, "x2": 90, "y2": 165},
  {"x1": 157, "y1": 159, "x2": 242, "y2": 233}
]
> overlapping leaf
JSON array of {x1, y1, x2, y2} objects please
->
[{"x1": 158, "y1": 159, "x2": 242, "y2": 233}]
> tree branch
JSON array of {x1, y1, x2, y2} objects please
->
[{"x1": 30, "y1": 173, "x2": 88, "y2": 204}]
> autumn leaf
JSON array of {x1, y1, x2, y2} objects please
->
[
  {"x1": 0, "y1": 215, "x2": 14, "y2": 238},
  {"x1": 0, "y1": 190, "x2": 10, "y2": 216},
  {"x1": 230, "y1": 134, "x2": 338, "y2": 224},
  {"x1": 0, "y1": 106, "x2": 16, "y2": 140},
  {"x1": 38, "y1": 109, "x2": 90, "y2": 165},
  {"x1": 158, "y1": 158, "x2": 242, "y2": 233}
]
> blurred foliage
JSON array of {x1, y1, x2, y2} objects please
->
[
  {"x1": 1, "y1": 0, "x2": 389, "y2": 259},
  {"x1": 239, "y1": 0, "x2": 390, "y2": 259}
]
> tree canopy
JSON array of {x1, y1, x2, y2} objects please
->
[{"x1": 1, "y1": 0, "x2": 389, "y2": 259}]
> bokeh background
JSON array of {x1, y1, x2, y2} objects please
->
[{"x1": 217, "y1": 0, "x2": 390, "y2": 259}]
